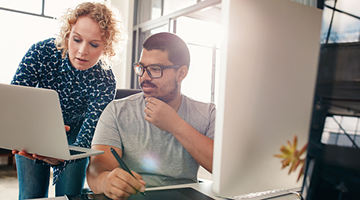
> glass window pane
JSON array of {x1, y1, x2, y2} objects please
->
[
  {"x1": 322, "y1": 115, "x2": 360, "y2": 146},
  {"x1": 0, "y1": 0, "x2": 42, "y2": 15},
  {"x1": 151, "y1": 0, "x2": 162, "y2": 19},
  {"x1": 323, "y1": 116, "x2": 341, "y2": 133},
  {"x1": 163, "y1": 0, "x2": 197, "y2": 15},
  {"x1": 45, "y1": 0, "x2": 104, "y2": 18},
  {"x1": 355, "y1": 136, "x2": 360, "y2": 147},
  {"x1": 177, "y1": 16, "x2": 222, "y2": 47},
  {"x1": 150, "y1": 25, "x2": 169, "y2": 35},
  {"x1": 335, "y1": 0, "x2": 360, "y2": 18},
  {"x1": 341, "y1": 116, "x2": 358, "y2": 134},
  {"x1": 321, "y1": 1, "x2": 360, "y2": 43},
  {"x1": 182, "y1": 45, "x2": 213, "y2": 102},
  {"x1": 337, "y1": 134, "x2": 355, "y2": 147},
  {"x1": 136, "y1": 0, "x2": 162, "y2": 24},
  {"x1": 327, "y1": 132, "x2": 338, "y2": 145},
  {"x1": 321, "y1": 131, "x2": 331, "y2": 144},
  {"x1": 356, "y1": 119, "x2": 360, "y2": 134},
  {"x1": 214, "y1": 48, "x2": 221, "y2": 104},
  {"x1": 0, "y1": 10, "x2": 58, "y2": 84}
]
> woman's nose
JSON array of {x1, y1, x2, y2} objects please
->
[{"x1": 78, "y1": 44, "x2": 88, "y2": 56}]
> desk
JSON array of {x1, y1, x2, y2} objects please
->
[{"x1": 33, "y1": 180, "x2": 300, "y2": 200}]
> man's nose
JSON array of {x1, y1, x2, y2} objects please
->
[{"x1": 141, "y1": 68, "x2": 152, "y2": 80}]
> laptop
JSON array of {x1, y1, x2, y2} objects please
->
[
  {"x1": 65, "y1": 187, "x2": 215, "y2": 200},
  {"x1": 0, "y1": 83, "x2": 104, "y2": 160}
]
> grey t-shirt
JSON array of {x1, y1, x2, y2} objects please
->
[{"x1": 92, "y1": 93, "x2": 216, "y2": 187}]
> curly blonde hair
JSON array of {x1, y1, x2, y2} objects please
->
[{"x1": 55, "y1": 2, "x2": 127, "y2": 69}]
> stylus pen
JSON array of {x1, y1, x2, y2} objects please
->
[{"x1": 110, "y1": 147, "x2": 146, "y2": 196}]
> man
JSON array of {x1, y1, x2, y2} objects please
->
[{"x1": 86, "y1": 32, "x2": 215, "y2": 200}]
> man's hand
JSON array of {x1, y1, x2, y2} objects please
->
[
  {"x1": 144, "y1": 97, "x2": 214, "y2": 173},
  {"x1": 87, "y1": 145, "x2": 146, "y2": 200},
  {"x1": 100, "y1": 168, "x2": 146, "y2": 200},
  {"x1": 144, "y1": 97, "x2": 183, "y2": 133}
]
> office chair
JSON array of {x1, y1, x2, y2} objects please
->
[
  {"x1": 0, "y1": 148, "x2": 14, "y2": 166},
  {"x1": 114, "y1": 89, "x2": 142, "y2": 99}
]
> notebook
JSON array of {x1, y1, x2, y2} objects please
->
[{"x1": 0, "y1": 83, "x2": 104, "y2": 160}]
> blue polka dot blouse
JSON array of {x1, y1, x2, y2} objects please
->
[{"x1": 11, "y1": 38, "x2": 116, "y2": 184}]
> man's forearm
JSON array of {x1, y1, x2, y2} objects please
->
[
  {"x1": 86, "y1": 164, "x2": 109, "y2": 194},
  {"x1": 171, "y1": 119, "x2": 214, "y2": 173}
]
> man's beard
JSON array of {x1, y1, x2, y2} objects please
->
[{"x1": 140, "y1": 80, "x2": 178, "y2": 103}]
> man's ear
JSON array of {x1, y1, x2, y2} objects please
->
[{"x1": 176, "y1": 65, "x2": 188, "y2": 82}]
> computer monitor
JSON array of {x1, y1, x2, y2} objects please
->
[{"x1": 212, "y1": 0, "x2": 322, "y2": 198}]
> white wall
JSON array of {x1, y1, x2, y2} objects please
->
[{"x1": 109, "y1": 0, "x2": 135, "y2": 89}]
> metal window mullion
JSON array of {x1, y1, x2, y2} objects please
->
[
  {"x1": 171, "y1": 18, "x2": 176, "y2": 33},
  {"x1": 136, "y1": 18, "x2": 169, "y2": 32},
  {"x1": 42, "y1": 0, "x2": 45, "y2": 16},
  {"x1": 355, "y1": 117, "x2": 360, "y2": 147},
  {"x1": 133, "y1": 0, "x2": 221, "y2": 32},
  {"x1": 324, "y1": 4, "x2": 360, "y2": 20},
  {"x1": 0, "y1": 7, "x2": 54, "y2": 19},
  {"x1": 132, "y1": 27, "x2": 141, "y2": 89},
  {"x1": 210, "y1": 45, "x2": 217, "y2": 103},
  {"x1": 161, "y1": 0, "x2": 164, "y2": 16},
  {"x1": 325, "y1": 0, "x2": 337, "y2": 44}
]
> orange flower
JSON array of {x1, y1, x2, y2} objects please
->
[{"x1": 274, "y1": 135, "x2": 308, "y2": 182}]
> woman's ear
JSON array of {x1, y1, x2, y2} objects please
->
[{"x1": 176, "y1": 65, "x2": 188, "y2": 82}]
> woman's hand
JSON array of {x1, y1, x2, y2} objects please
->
[
  {"x1": 11, "y1": 125, "x2": 70, "y2": 165},
  {"x1": 65, "y1": 125, "x2": 70, "y2": 132},
  {"x1": 12, "y1": 150, "x2": 64, "y2": 165}
]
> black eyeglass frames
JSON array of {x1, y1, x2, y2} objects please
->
[{"x1": 133, "y1": 62, "x2": 181, "y2": 78}]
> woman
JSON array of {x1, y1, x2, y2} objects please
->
[{"x1": 11, "y1": 2, "x2": 126, "y2": 199}]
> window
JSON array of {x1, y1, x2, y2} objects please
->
[
  {"x1": 0, "y1": 0, "x2": 103, "y2": 84},
  {"x1": 322, "y1": 115, "x2": 360, "y2": 148},
  {"x1": 132, "y1": 0, "x2": 222, "y2": 103},
  {"x1": 132, "y1": 0, "x2": 318, "y2": 103},
  {"x1": 176, "y1": 16, "x2": 221, "y2": 103},
  {"x1": 321, "y1": 0, "x2": 360, "y2": 44},
  {"x1": 318, "y1": 1, "x2": 360, "y2": 149},
  {"x1": 1, "y1": 0, "x2": 43, "y2": 15},
  {"x1": 163, "y1": 0, "x2": 197, "y2": 15}
]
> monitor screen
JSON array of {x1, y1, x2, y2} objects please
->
[{"x1": 211, "y1": 0, "x2": 322, "y2": 198}]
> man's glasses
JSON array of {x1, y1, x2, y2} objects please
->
[{"x1": 133, "y1": 62, "x2": 181, "y2": 78}]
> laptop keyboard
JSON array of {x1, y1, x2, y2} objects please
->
[
  {"x1": 65, "y1": 194, "x2": 92, "y2": 200},
  {"x1": 66, "y1": 194, "x2": 111, "y2": 200},
  {"x1": 231, "y1": 187, "x2": 301, "y2": 199},
  {"x1": 69, "y1": 149, "x2": 86, "y2": 155}
]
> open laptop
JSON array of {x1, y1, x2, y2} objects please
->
[
  {"x1": 65, "y1": 187, "x2": 215, "y2": 200},
  {"x1": 0, "y1": 83, "x2": 104, "y2": 160}
]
